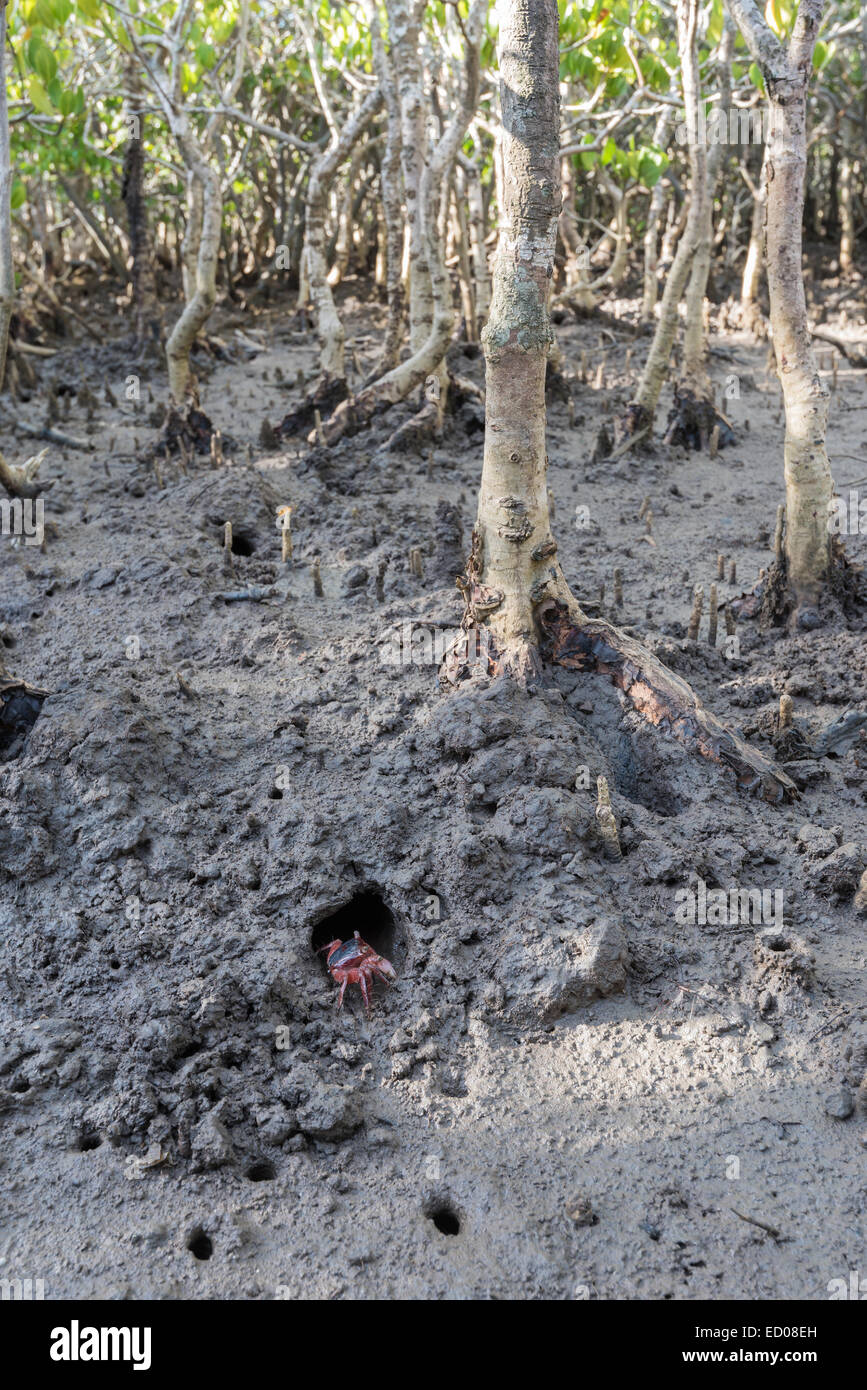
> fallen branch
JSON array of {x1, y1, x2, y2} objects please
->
[{"x1": 9, "y1": 420, "x2": 90, "y2": 450}]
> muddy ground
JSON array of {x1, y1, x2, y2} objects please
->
[{"x1": 1, "y1": 268, "x2": 865, "y2": 1301}]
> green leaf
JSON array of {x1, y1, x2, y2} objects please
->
[
  {"x1": 601, "y1": 135, "x2": 617, "y2": 166},
  {"x1": 10, "y1": 180, "x2": 27, "y2": 210},
  {"x1": 27, "y1": 36, "x2": 58, "y2": 84},
  {"x1": 28, "y1": 73, "x2": 55, "y2": 115}
]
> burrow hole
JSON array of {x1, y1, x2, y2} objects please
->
[
  {"x1": 187, "y1": 1227, "x2": 213, "y2": 1261},
  {"x1": 215, "y1": 524, "x2": 257, "y2": 556},
  {"x1": 246, "y1": 1160, "x2": 276, "y2": 1182},
  {"x1": 77, "y1": 1133, "x2": 103, "y2": 1152},
  {"x1": 310, "y1": 890, "x2": 399, "y2": 971},
  {"x1": 424, "y1": 1198, "x2": 461, "y2": 1236}
]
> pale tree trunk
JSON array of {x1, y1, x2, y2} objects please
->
[
  {"x1": 446, "y1": 0, "x2": 794, "y2": 807},
  {"x1": 640, "y1": 109, "x2": 674, "y2": 323},
  {"x1": 367, "y1": 0, "x2": 405, "y2": 378},
  {"x1": 680, "y1": 18, "x2": 734, "y2": 387},
  {"x1": 726, "y1": 0, "x2": 834, "y2": 614},
  {"x1": 464, "y1": 0, "x2": 571, "y2": 673},
  {"x1": 0, "y1": 1, "x2": 13, "y2": 391},
  {"x1": 389, "y1": 0, "x2": 431, "y2": 354},
  {"x1": 303, "y1": 84, "x2": 383, "y2": 383},
  {"x1": 319, "y1": 0, "x2": 486, "y2": 446},
  {"x1": 133, "y1": 0, "x2": 250, "y2": 404},
  {"x1": 554, "y1": 173, "x2": 633, "y2": 312},
  {"x1": 740, "y1": 157, "x2": 766, "y2": 332},
  {"x1": 165, "y1": 133, "x2": 221, "y2": 403},
  {"x1": 837, "y1": 127, "x2": 855, "y2": 274},
  {"x1": 622, "y1": 0, "x2": 706, "y2": 440},
  {"x1": 458, "y1": 148, "x2": 491, "y2": 326}
]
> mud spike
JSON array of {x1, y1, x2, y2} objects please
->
[
  {"x1": 687, "y1": 585, "x2": 704, "y2": 641},
  {"x1": 779, "y1": 693, "x2": 793, "y2": 730},
  {"x1": 595, "y1": 776, "x2": 622, "y2": 861},
  {"x1": 312, "y1": 555, "x2": 324, "y2": 597},
  {"x1": 708, "y1": 583, "x2": 718, "y2": 647},
  {"x1": 613, "y1": 567, "x2": 624, "y2": 607}
]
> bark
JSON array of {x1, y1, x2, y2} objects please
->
[
  {"x1": 367, "y1": 0, "x2": 406, "y2": 376},
  {"x1": 740, "y1": 161, "x2": 766, "y2": 331},
  {"x1": 165, "y1": 133, "x2": 221, "y2": 403},
  {"x1": 319, "y1": 0, "x2": 485, "y2": 446},
  {"x1": 122, "y1": 62, "x2": 159, "y2": 342},
  {"x1": 838, "y1": 136, "x2": 855, "y2": 274},
  {"x1": 726, "y1": 0, "x2": 834, "y2": 611},
  {"x1": 623, "y1": 0, "x2": 710, "y2": 436},
  {"x1": 446, "y1": 0, "x2": 794, "y2": 808},
  {"x1": 389, "y1": 0, "x2": 431, "y2": 354},
  {"x1": 681, "y1": 19, "x2": 735, "y2": 385},
  {"x1": 0, "y1": 1, "x2": 13, "y2": 391},
  {"x1": 458, "y1": 149, "x2": 491, "y2": 326},
  {"x1": 640, "y1": 110, "x2": 674, "y2": 323},
  {"x1": 303, "y1": 84, "x2": 383, "y2": 382}
]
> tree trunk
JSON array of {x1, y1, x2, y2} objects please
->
[
  {"x1": 303, "y1": 85, "x2": 383, "y2": 383},
  {"x1": 319, "y1": 0, "x2": 485, "y2": 446},
  {"x1": 447, "y1": 0, "x2": 794, "y2": 807},
  {"x1": 464, "y1": 0, "x2": 568, "y2": 674},
  {"x1": 640, "y1": 109, "x2": 673, "y2": 323},
  {"x1": 122, "y1": 62, "x2": 158, "y2": 343},
  {"x1": 726, "y1": 0, "x2": 834, "y2": 613},
  {"x1": 367, "y1": 0, "x2": 406, "y2": 378},
  {"x1": 165, "y1": 134, "x2": 221, "y2": 403}
]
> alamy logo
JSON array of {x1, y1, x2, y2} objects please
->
[
  {"x1": 676, "y1": 107, "x2": 768, "y2": 146},
  {"x1": 827, "y1": 1270, "x2": 867, "y2": 1300},
  {"x1": 674, "y1": 877, "x2": 783, "y2": 927},
  {"x1": 379, "y1": 621, "x2": 461, "y2": 666},
  {"x1": 49, "y1": 1321, "x2": 152, "y2": 1371},
  {"x1": 0, "y1": 496, "x2": 44, "y2": 546},
  {"x1": 0, "y1": 1276, "x2": 45, "y2": 1300}
]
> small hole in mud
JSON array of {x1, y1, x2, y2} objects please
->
[
  {"x1": 0, "y1": 685, "x2": 46, "y2": 761},
  {"x1": 269, "y1": 786, "x2": 284, "y2": 800},
  {"x1": 10, "y1": 1078, "x2": 30, "y2": 1093},
  {"x1": 766, "y1": 935, "x2": 791, "y2": 952},
  {"x1": 217, "y1": 525, "x2": 257, "y2": 556},
  {"x1": 426, "y1": 1201, "x2": 461, "y2": 1236},
  {"x1": 246, "y1": 1160, "x2": 276, "y2": 1182},
  {"x1": 77, "y1": 1133, "x2": 102, "y2": 1152},
  {"x1": 187, "y1": 1228, "x2": 213, "y2": 1261},
  {"x1": 311, "y1": 890, "x2": 398, "y2": 966}
]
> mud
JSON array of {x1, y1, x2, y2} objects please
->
[{"x1": 0, "y1": 277, "x2": 865, "y2": 1300}]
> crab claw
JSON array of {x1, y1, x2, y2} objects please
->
[{"x1": 377, "y1": 956, "x2": 397, "y2": 983}]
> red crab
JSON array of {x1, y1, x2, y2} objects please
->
[{"x1": 320, "y1": 931, "x2": 397, "y2": 1015}]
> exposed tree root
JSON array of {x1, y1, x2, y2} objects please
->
[
  {"x1": 733, "y1": 539, "x2": 862, "y2": 630},
  {"x1": 611, "y1": 401, "x2": 653, "y2": 457},
  {"x1": 0, "y1": 445, "x2": 50, "y2": 499},
  {"x1": 662, "y1": 385, "x2": 736, "y2": 451},
  {"x1": 380, "y1": 398, "x2": 442, "y2": 454},
  {"x1": 538, "y1": 603, "x2": 797, "y2": 804},
  {"x1": 276, "y1": 373, "x2": 349, "y2": 440},
  {"x1": 152, "y1": 402, "x2": 215, "y2": 459}
]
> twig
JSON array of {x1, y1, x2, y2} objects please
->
[{"x1": 730, "y1": 1208, "x2": 783, "y2": 1240}]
